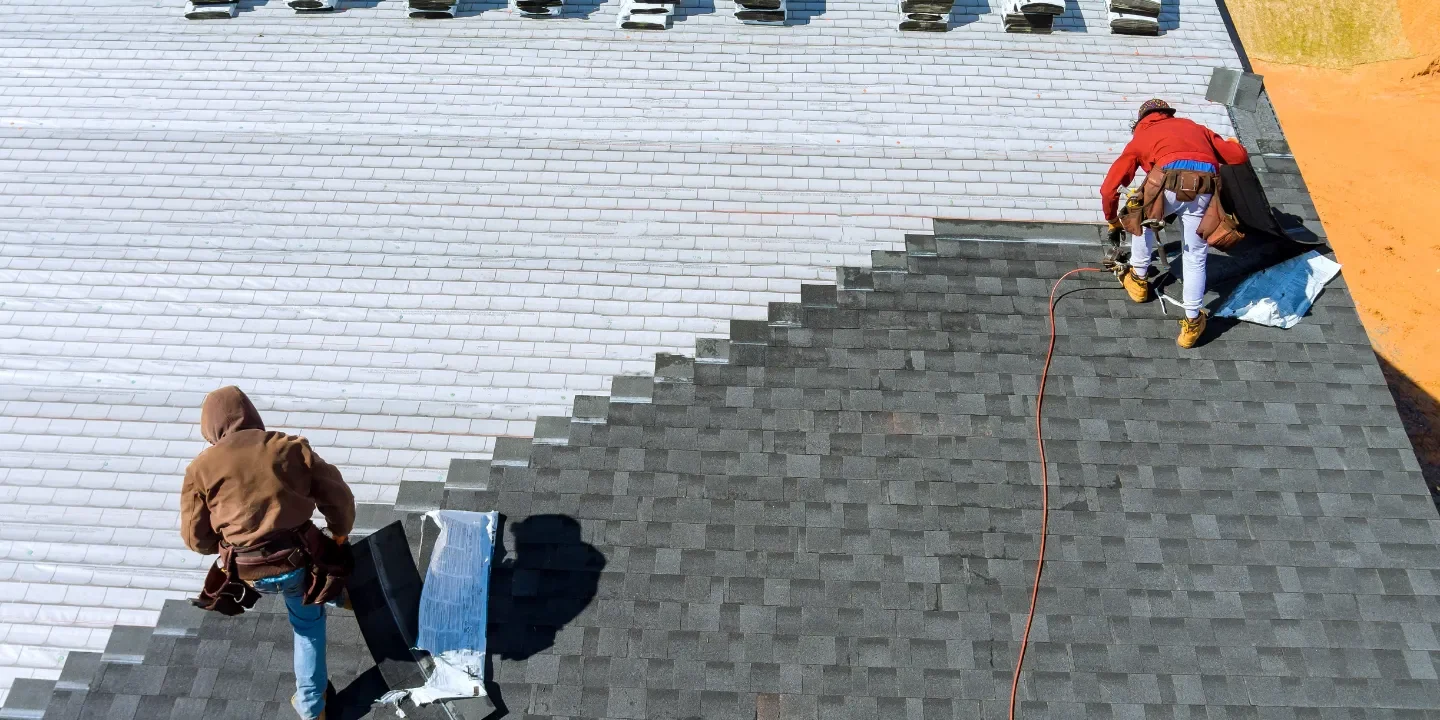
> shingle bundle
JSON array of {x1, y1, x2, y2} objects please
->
[
  {"x1": 288, "y1": 0, "x2": 337, "y2": 10},
  {"x1": 735, "y1": 0, "x2": 786, "y2": 26},
  {"x1": 897, "y1": 0, "x2": 951, "y2": 32},
  {"x1": 409, "y1": 0, "x2": 458, "y2": 17},
  {"x1": 1109, "y1": 0, "x2": 1160, "y2": 35},
  {"x1": 514, "y1": 0, "x2": 564, "y2": 18},
  {"x1": 1003, "y1": 0, "x2": 1062, "y2": 33},
  {"x1": 617, "y1": 0, "x2": 675, "y2": 29},
  {"x1": 184, "y1": 0, "x2": 238, "y2": 19}
]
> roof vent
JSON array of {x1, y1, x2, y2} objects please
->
[
  {"x1": 1004, "y1": 0, "x2": 1062, "y2": 33},
  {"x1": 737, "y1": 0, "x2": 788, "y2": 25},
  {"x1": 288, "y1": 0, "x2": 338, "y2": 11},
  {"x1": 184, "y1": 0, "x2": 238, "y2": 19},
  {"x1": 617, "y1": 0, "x2": 677, "y2": 29},
  {"x1": 515, "y1": 0, "x2": 565, "y2": 18},
  {"x1": 1109, "y1": 0, "x2": 1161, "y2": 35},
  {"x1": 409, "y1": 0, "x2": 459, "y2": 17},
  {"x1": 898, "y1": 0, "x2": 952, "y2": 31}
]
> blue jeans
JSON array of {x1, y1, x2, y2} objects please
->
[{"x1": 251, "y1": 568, "x2": 326, "y2": 719}]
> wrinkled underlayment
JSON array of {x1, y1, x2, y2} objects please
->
[{"x1": 1229, "y1": 0, "x2": 1440, "y2": 488}]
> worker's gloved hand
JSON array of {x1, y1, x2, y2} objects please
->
[
  {"x1": 1106, "y1": 220, "x2": 1125, "y2": 245},
  {"x1": 332, "y1": 535, "x2": 348, "y2": 546}
]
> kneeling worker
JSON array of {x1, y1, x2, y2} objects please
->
[
  {"x1": 1100, "y1": 99, "x2": 1250, "y2": 348},
  {"x1": 181, "y1": 386, "x2": 355, "y2": 720}
]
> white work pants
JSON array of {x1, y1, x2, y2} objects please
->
[{"x1": 1129, "y1": 190, "x2": 1211, "y2": 319}]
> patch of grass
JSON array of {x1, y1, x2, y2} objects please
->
[{"x1": 1227, "y1": 0, "x2": 1414, "y2": 67}]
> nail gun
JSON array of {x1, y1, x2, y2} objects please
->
[{"x1": 1103, "y1": 187, "x2": 1187, "y2": 315}]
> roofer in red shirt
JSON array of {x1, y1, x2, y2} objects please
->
[{"x1": 1101, "y1": 99, "x2": 1249, "y2": 348}]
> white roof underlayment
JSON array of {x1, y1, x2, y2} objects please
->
[{"x1": 0, "y1": 0, "x2": 1243, "y2": 700}]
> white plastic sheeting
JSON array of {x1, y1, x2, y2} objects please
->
[
  {"x1": 379, "y1": 510, "x2": 498, "y2": 714},
  {"x1": 1215, "y1": 250, "x2": 1342, "y2": 329}
]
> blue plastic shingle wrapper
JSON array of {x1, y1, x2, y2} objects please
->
[
  {"x1": 377, "y1": 509, "x2": 498, "y2": 708},
  {"x1": 418, "y1": 509, "x2": 497, "y2": 656}
]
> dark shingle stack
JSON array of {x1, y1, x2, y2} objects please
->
[
  {"x1": 735, "y1": 0, "x2": 787, "y2": 26},
  {"x1": 617, "y1": 0, "x2": 676, "y2": 29},
  {"x1": 288, "y1": 0, "x2": 338, "y2": 10},
  {"x1": 408, "y1": 0, "x2": 458, "y2": 17},
  {"x1": 183, "y1": 0, "x2": 238, "y2": 19},
  {"x1": 897, "y1": 0, "x2": 951, "y2": 33},
  {"x1": 515, "y1": 0, "x2": 564, "y2": 18},
  {"x1": 1003, "y1": 0, "x2": 1063, "y2": 33},
  {"x1": 1110, "y1": 0, "x2": 1160, "y2": 34}
]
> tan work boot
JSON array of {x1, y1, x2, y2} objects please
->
[
  {"x1": 292, "y1": 694, "x2": 327, "y2": 720},
  {"x1": 1177, "y1": 312, "x2": 1207, "y2": 349},
  {"x1": 1119, "y1": 267, "x2": 1151, "y2": 303}
]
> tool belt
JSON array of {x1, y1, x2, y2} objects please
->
[
  {"x1": 1118, "y1": 165, "x2": 1244, "y2": 251},
  {"x1": 192, "y1": 521, "x2": 353, "y2": 616}
]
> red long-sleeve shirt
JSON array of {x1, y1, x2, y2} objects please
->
[{"x1": 1100, "y1": 113, "x2": 1250, "y2": 221}]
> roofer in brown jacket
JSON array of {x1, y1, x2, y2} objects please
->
[{"x1": 181, "y1": 386, "x2": 355, "y2": 720}]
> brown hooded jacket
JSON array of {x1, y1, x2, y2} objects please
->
[{"x1": 180, "y1": 386, "x2": 355, "y2": 555}]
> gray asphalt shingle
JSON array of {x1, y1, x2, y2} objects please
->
[
  {"x1": 44, "y1": 233, "x2": 1388, "y2": 718},
  {"x1": 0, "y1": 0, "x2": 1431, "y2": 716}
]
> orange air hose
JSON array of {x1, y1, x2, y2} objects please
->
[{"x1": 1008, "y1": 266, "x2": 1107, "y2": 720}]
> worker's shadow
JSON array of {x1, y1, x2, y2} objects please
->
[
  {"x1": 481, "y1": 514, "x2": 606, "y2": 719},
  {"x1": 1204, "y1": 234, "x2": 1311, "y2": 345},
  {"x1": 1148, "y1": 258, "x2": 1240, "y2": 348}
]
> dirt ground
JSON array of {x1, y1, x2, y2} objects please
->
[{"x1": 1239, "y1": 0, "x2": 1440, "y2": 485}]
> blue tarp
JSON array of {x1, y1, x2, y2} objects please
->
[{"x1": 1215, "y1": 250, "x2": 1342, "y2": 328}]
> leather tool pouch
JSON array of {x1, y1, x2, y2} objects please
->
[
  {"x1": 297, "y1": 523, "x2": 354, "y2": 606},
  {"x1": 191, "y1": 522, "x2": 352, "y2": 615},
  {"x1": 1196, "y1": 133, "x2": 1247, "y2": 250},
  {"x1": 1199, "y1": 189, "x2": 1246, "y2": 251},
  {"x1": 1139, "y1": 166, "x2": 1169, "y2": 230},
  {"x1": 192, "y1": 549, "x2": 261, "y2": 616},
  {"x1": 1163, "y1": 169, "x2": 1218, "y2": 203},
  {"x1": 1138, "y1": 166, "x2": 1230, "y2": 245},
  {"x1": 1118, "y1": 189, "x2": 1145, "y2": 237},
  {"x1": 233, "y1": 546, "x2": 307, "y2": 582}
]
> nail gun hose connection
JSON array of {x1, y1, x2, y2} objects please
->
[{"x1": 1008, "y1": 266, "x2": 1106, "y2": 720}]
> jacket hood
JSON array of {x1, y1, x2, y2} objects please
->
[
  {"x1": 200, "y1": 386, "x2": 265, "y2": 444},
  {"x1": 1133, "y1": 112, "x2": 1174, "y2": 133}
]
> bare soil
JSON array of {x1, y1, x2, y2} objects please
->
[{"x1": 1247, "y1": 0, "x2": 1440, "y2": 485}]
